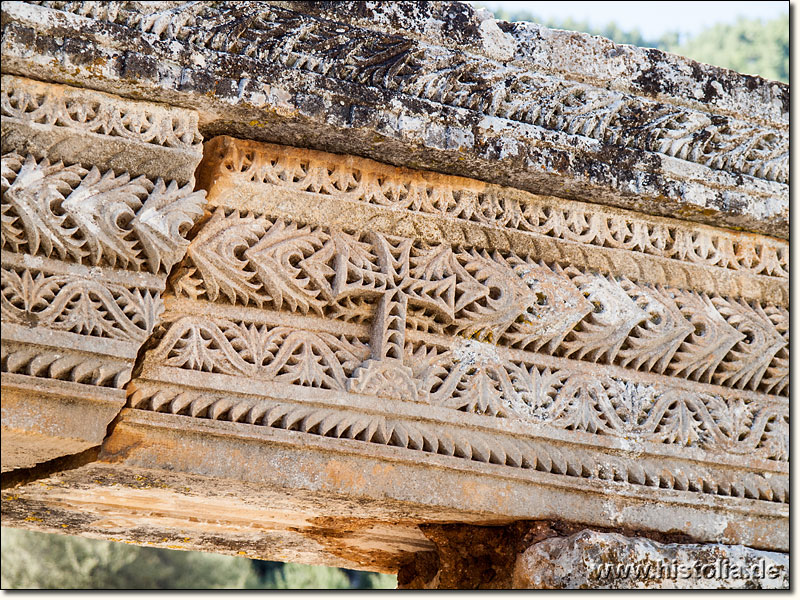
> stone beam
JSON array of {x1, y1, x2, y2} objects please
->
[
  {"x1": 1, "y1": 74, "x2": 206, "y2": 471},
  {"x1": 0, "y1": 1, "x2": 788, "y2": 237},
  {"x1": 0, "y1": 1, "x2": 789, "y2": 589}
]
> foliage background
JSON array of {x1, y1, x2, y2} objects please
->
[
  {"x1": 0, "y1": 3, "x2": 788, "y2": 592},
  {"x1": 481, "y1": 6, "x2": 788, "y2": 83},
  {"x1": 1, "y1": 528, "x2": 397, "y2": 589}
]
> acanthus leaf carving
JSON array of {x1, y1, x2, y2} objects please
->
[
  {"x1": 244, "y1": 219, "x2": 331, "y2": 315},
  {"x1": 183, "y1": 209, "x2": 268, "y2": 305},
  {"x1": 616, "y1": 282, "x2": 694, "y2": 374},
  {"x1": 59, "y1": 165, "x2": 149, "y2": 269},
  {"x1": 1, "y1": 151, "x2": 206, "y2": 273},
  {"x1": 649, "y1": 390, "x2": 709, "y2": 448},
  {"x1": 710, "y1": 297, "x2": 786, "y2": 391},
  {"x1": 1, "y1": 153, "x2": 86, "y2": 261},
  {"x1": 131, "y1": 178, "x2": 206, "y2": 274}
]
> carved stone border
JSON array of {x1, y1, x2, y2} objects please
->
[
  {"x1": 0, "y1": 75, "x2": 206, "y2": 471},
  {"x1": 1, "y1": 2, "x2": 787, "y2": 236}
]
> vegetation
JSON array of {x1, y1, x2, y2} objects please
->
[
  {"x1": 481, "y1": 6, "x2": 788, "y2": 83},
  {"x1": 1, "y1": 528, "x2": 397, "y2": 590}
]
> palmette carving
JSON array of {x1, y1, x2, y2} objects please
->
[
  {"x1": 1, "y1": 267, "x2": 162, "y2": 343},
  {"x1": 1, "y1": 152, "x2": 205, "y2": 274},
  {"x1": 171, "y1": 210, "x2": 788, "y2": 395},
  {"x1": 208, "y1": 140, "x2": 788, "y2": 279},
  {"x1": 31, "y1": 2, "x2": 788, "y2": 183}
]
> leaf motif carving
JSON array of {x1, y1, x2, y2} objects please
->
[
  {"x1": 616, "y1": 282, "x2": 693, "y2": 373},
  {"x1": 245, "y1": 220, "x2": 331, "y2": 314},
  {"x1": 711, "y1": 297, "x2": 786, "y2": 391},
  {"x1": 60, "y1": 166, "x2": 150, "y2": 268},
  {"x1": 0, "y1": 267, "x2": 161, "y2": 342},
  {"x1": 131, "y1": 178, "x2": 206, "y2": 273},
  {"x1": 1, "y1": 153, "x2": 86, "y2": 260},
  {"x1": 185, "y1": 209, "x2": 267, "y2": 305},
  {"x1": 668, "y1": 291, "x2": 744, "y2": 383},
  {"x1": 561, "y1": 273, "x2": 648, "y2": 363}
]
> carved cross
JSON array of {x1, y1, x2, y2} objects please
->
[
  {"x1": 181, "y1": 211, "x2": 599, "y2": 402},
  {"x1": 302, "y1": 231, "x2": 589, "y2": 402},
  {"x1": 182, "y1": 211, "x2": 785, "y2": 404}
]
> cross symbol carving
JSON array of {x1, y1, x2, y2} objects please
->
[{"x1": 185, "y1": 212, "x2": 593, "y2": 403}]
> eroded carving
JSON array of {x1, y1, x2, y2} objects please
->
[
  {"x1": 0, "y1": 75, "x2": 205, "y2": 470},
  {"x1": 26, "y1": 2, "x2": 787, "y2": 184},
  {"x1": 170, "y1": 210, "x2": 788, "y2": 396}
]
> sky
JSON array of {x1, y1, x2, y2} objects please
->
[{"x1": 469, "y1": 1, "x2": 788, "y2": 39}]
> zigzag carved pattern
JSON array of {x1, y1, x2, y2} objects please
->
[
  {"x1": 27, "y1": 2, "x2": 788, "y2": 183},
  {"x1": 210, "y1": 140, "x2": 788, "y2": 279},
  {"x1": 126, "y1": 383, "x2": 789, "y2": 504},
  {"x1": 1, "y1": 341, "x2": 131, "y2": 388}
]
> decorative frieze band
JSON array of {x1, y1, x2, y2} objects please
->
[
  {"x1": 143, "y1": 308, "x2": 788, "y2": 460},
  {"x1": 1, "y1": 75, "x2": 202, "y2": 152},
  {"x1": 127, "y1": 376, "x2": 788, "y2": 506},
  {"x1": 169, "y1": 209, "x2": 788, "y2": 397},
  {"x1": 1, "y1": 75, "x2": 205, "y2": 469},
  {"x1": 2, "y1": 151, "x2": 205, "y2": 274},
  {"x1": 123, "y1": 134, "x2": 787, "y2": 521},
  {"x1": 23, "y1": 2, "x2": 788, "y2": 185},
  {"x1": 2, "y1": 2, "x2": 787, "y2": 237},
  {"x1": 202, "y1": 138, "x2": 789, "y2": 281}
]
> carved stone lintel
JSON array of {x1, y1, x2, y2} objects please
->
[
  {"x1": 0, "y1": 76, "x2": 206, "y2": 471},
  {"x1": 1, "y1": 2, "x2": 788, "y2": 236},
  {"x1": 0, "y1": 1, "x2": 789, "y2": 581},
  {"x1": 121, "y1": 134, "x2": 786, "y2": 559}
]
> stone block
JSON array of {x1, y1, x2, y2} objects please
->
[
  {"x1": 512, "y1": 530, "x2": 789, "y2": 589},
  {"x1": 1, "y1": 75, "x2": 206, "y2": 471},
  {"x1": 0, "y1": 2, "x2": 788, "y2": 587}
]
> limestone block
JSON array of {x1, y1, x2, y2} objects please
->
[
  {"x1": 0, "y1": 1, "x2": 788, "y2": 236},
  {"x1": 106, "y1": 135, "x2": 787, "y2": 557},
  {"x1": 512, "y1": 530, "x2": 788, "y2": 589},
  {"x1": 1, "y1": 75, "x2": 206, "y2": 470},
  {"x1": 0, "y1": 2, "x2": 789, "y2": 581}
]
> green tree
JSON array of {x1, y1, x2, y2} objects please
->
[
  {"x1": 1, "y1": 528, "x2": 258, "y2": 589},
  {"x1": 473, "y1": 4, "x2": 788, "y2": 83},
  {"x1": 258, "y1": 563, "x2": 352, "y2": 589},
  {"x1": 1, "y1": 527, "x2": 398, "y2": 590},
  {"x1": 673, "y1": 17, "x2": 788, "y2": 82}
]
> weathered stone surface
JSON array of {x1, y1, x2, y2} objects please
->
[
  {"x1": 0, "y1": 1, "x2": 788, "y2": 237},
  {"x1": 512, "y1": 530, "x2": 788, "y2": 589},
  {"x1": 0, "y1": 1, "x2": 789, "y2": 589},
  {"x1": 1, "y1": 75, "x2": 206, "y2": 471},
  {"x1": 116, "y1": 134, "x2": 787, "y2": 557}
]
